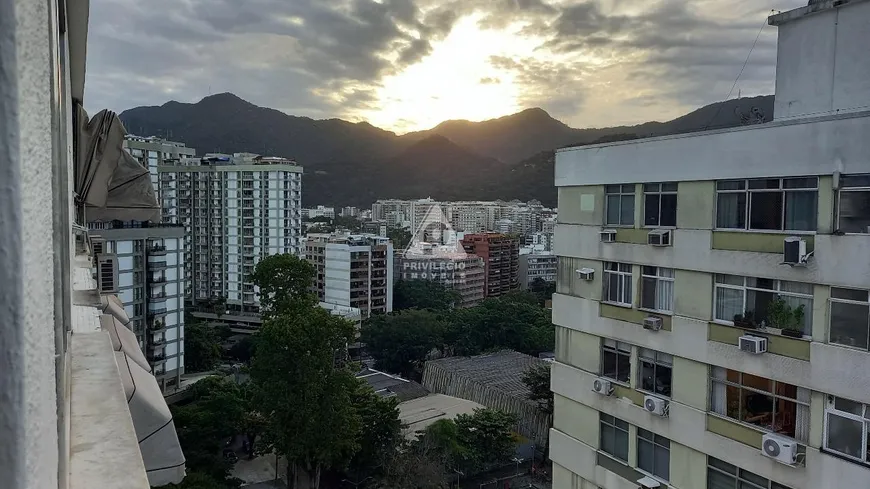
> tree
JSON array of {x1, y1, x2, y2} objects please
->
[
  {"x1": 454, "y1": 409, "x2": 518, "y2": 473},
  {"x1": 393, "y1": 279, "x2": 462, "y2": 311},
  {"x1": 446, "y1": 295, "x2": 554, "y2": 357},
  {"x1": 250, "y1": 308, "x2": 361, "y2": 489},
  {"x1": 521, "y1": 364, "x2": 553, "y2": 415},
  {"x1": 249, "y1": 253, "x2": 317, "y2": 317},
  {"x1": 386, "y1": 226, "x2": 412, "y2": 250},
  {"x1": 346, "y1": 382, "x2": 403, "y2": 480},
  {"x1": 361, "y1": 309, "x2": 448, "y2": 379},
  {"x1": 154, "y1": 471, "x2": 242, "y2": 489},
  {"x1": 228, "y1": 335, "x2": 256, "y2": 363},
  {"x1": 528, "y1": 278, "x2": 556, "y2": 306},
  {"x1": 185, "y1": 321, "x2": 223, "y2": 373},
  {"x1": 375, "y1": 439, "x2": 451, "y2": 489}
]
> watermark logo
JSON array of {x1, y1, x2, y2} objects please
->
[{"x1": 400, "y1": 204, "x2": 476, "y2": 282}]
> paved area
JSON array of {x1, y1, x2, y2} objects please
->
[{"x1": 233, "y1": 451, "x2": 287, "y2": 487}]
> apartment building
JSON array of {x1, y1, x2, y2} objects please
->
[
  {"x1": 371, "y1": 199, "x2": 413, "y2": 227},
  {"x1": 302, "y1": 205, "x2": 335, "y2": 219},
  {"x1": 89, "y1": 222, "x2": 186, "y2": 392},
  {"x1": 124, "y1": 135, "x2": 196, "y2": 199},
  {"x1": 461, "y1": 233, "x2": 519, "y2": 297},
  {"x1": 305, "y1": 234, "x2": 394, "y2": 318},
  {"x1": 159, "y1": 153, "x2": 303, "y2": 312},
  {"x1": 549, "y1": 3, "x2": 870, "y2": 489},
  {"x1": 397, "y1": 245, "x2": 486, "y2": 308},
  {"x1": 519, "y1": 251, "x2": 557, "y2": 289}
]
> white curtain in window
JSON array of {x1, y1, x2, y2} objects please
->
[
  {"x1": 715, "y1": 287, "x2": 743, "y2": 321},
  {"x1": 716, "y1": 194, "x2": 742, "y2": 228},
  {"x1": 711, "y1": 367, "x2": 727, "y2": 414},
  {"x1": 785, "y1": 191, "x2": 817, "y2": 231},
  {"x1": 656, "y1": 278, "x2": 674, "y2": 311},
  {"x1": 795, "y1": 387, "x2": 811, "y2": 443}
]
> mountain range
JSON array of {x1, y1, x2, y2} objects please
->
[{"x1": 119, "y1": 93, "x2": 775, "y2": 208}]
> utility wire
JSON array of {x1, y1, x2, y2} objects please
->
[{"x1": 703, "y1": 12, "x2": 773, "y2": 130}]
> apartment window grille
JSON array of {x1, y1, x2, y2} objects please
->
[
  {"x1": 637, "y1": 428, "x2": 670, "y2": 481},
  {"x1": 710, "y1": 367, "x2": 810, "y2": 442},
  {"x1": 640, "y1": 266, "x2": 674, "y2": 313},
  {"x1": 829, "y1": 287, "x2": 870, "y2": 350},
  {"x1": 706, "y1": 457, "x2": 793, "y2": 489},
  {"x1": 605, "y1": 184, "x2": 635, "y2": 226},
  {"x1": 715, "y1": 177, "x2": 818, "y2": 231},
  {"x1": 603, "y1": 262, "x2": 633, "y2": 306},
  {"x1": 599, "y1": 413, "x2": 629, "y2": 462},
  {"x1": 823, "y1": 395, "x2": 870, "y2": 464},
  {"x1": 639, "y1": 348, "x2": 672, "y2": 397},
  {"x1": 601, "y1": 339, "x2": 631, "y2": 383},
  {"x1": 713, "y1": 275, "x2": 813, "y2": 334},
  {"x1": 643, "y1": 183, "x2": 678, "y2": 227},
  {"x1": 836, "y1": 174, "x2": 870, "y2": 233}
]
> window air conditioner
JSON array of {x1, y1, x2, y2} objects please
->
[
  {"x1": 97, "y1": 253, "x2": 119, "y2": 294},
  {"x1": 739, "y1": 335, "x2": 768, "y2": 354},
  {"x1": 600, "y1": 229, "x2": 617, "y2": 243},
  {"x1": 761, "y1": 433, "x2": 798, "y2": 465},
  {"x1": 637, "y1": 475, "x2": 661, "y2": 489},
  {"x1": 643, "y1": 316, "x2": 662, "y2": 331},
  {"x1": 91, "y1": 237, "x2": 105, "y2": 256},
  {"x1": 783, "y1": 237, "x2": 811, "y2": 266},
  {"x1": 643, "y1": 395, "x2": 669, "y2": 417},
  {"x1": 592, "y1": 377, "x2": 613, "y2": 396},
  {"x1": 576, "y1": 267, "x2": 595, "y2": 281},
  {"x1": 647, "y1": 229, "x2": 672, "y2": 247}
]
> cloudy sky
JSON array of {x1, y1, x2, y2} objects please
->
[{"x1": 84, "y1": 0, "x2": 805, "y2": 133}]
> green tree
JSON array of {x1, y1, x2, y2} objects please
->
[
  {"x1": 528, "y1": 278, "x2": 556, "y2": 306},
  {"x1": 393, "y1": 279, "x2": 462, "y2": 311},
  {"x1": 454, "y1": 409, "x2": 518, "y2": 473},
  {"x1": 154, "y1": 471, "x2": 242, "y2": 489},
  {"x1": 228, "y1": 335, "x2": 256, "y2": 363},
  {"x1": 361, "y1": 309, "x2": 448, "y2": 379},
  {"x1": 249, "y1": 253, "x2": 316, "y2": 317},
  {"x1": 185, "y1": 321, "x2": 223, "y2": 373},
  {"x1": 521, "y1": 363, "x2": 553, "y2": 415},
  {"x1": 446, "y1": 296, "x2": 554, "y2": 357},
  {"x1": 386, "y1": 226, "x2": 412, "y2": 250},
  {"x1": 346, "y1": 382, "x2": 403, "y2": 479},
  {"x1": 250, "y1": 308, "x2": 361, "y2": 489},
  {"x1": 375, "y1": 439, "x2": 451, "y2": 489}
]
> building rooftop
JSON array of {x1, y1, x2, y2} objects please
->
[
  {"x1": 424, "y1": 350, "x2": 547, "y2": 401},
  {"x1": 356, "y1": 368, "x2": 429, "y2": 402},
  {"x1": 769, "y1": 0, "x2": 870, "y2": 26}
]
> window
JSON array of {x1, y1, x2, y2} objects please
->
[
  {"x1": 601, "y1": 339, "x2": 631, "y2": 383},
  {"x1": 599, "y1": 413, "x2": 629, "y2": 462},
  {"x1": 637, "y1": 429, "x2": 670, "y2": 481},
  {"x1": 706, "y1": 457, "x2": 793, "y2": 489},
  {"x1": 713, "y1": 275, "x2": 813, "y2": 335},
  {"x1": 639, "y1": 348, "x2": 672, "y2": 397},
  {"x1": 603, "y1": 262, "x2": 633, "y2": 306},
  {"x1": 829, "y1": 287, "x2": 870, "y2": 350},
  {"x1": 824, "y1": 396, "x2": 870, "y2": 464},
  {"x1": 640, "y1": 267, "x2": 674, "y2": 313},
  {"x1": 715, "y1": 177, "x2": 818, "y2": 231},
  {"x1": 710, "y1": 367, "x2": 810, "y2": 442},
  {"x1": 836, "y1": 174, "x2": 870, "y2": 233},
  {"x1": 643, "y1": 183, "x2": 677, "y2": 227},
  {"x1": 605, "y1": 184, "x2": 635, "y2": 226}
]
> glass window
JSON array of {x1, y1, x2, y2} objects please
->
[
  {"x1": 713, "y1": 275, "x2": 813, "y2": 335},
  {"x1": 824, "y1": 395, "x2": 870, "y2": 464},
  {"x1": 707, "y1": 457, "x2": 793, "y2": 489},
  {"x1": 715, "y1": 177, "x2": 818, "y2": 231},
  {"x1": 601, "y1": 339, "x2": 631, "y2": 383},
  {"x1": 710, "y1": 367, "x2": 810, "y2": 442},
  {"x1": 829, "y1": 287, "x2": 870, "y2": 350},
  {"x1": 605, "y1": 184, "x2": 635, "y2": 226},
  {"x1": 637, "y1": 428, "x2": 670, "y2": 481},
  {"x1": 599, "y1": 413, "x2": 629, "y2": 462},
  {"x1": 837, "y1": 174, "x2": 870, "y2": 234},
  {"x1": 603, "y1": 262, "x2": 633, "y2": 306},
  {"x1": 643, "y1": 183, "x2": 678, "y2": 227},
  {"x1": 640, "y1": 266, "x2": 674, "y2": 313},
  {"x1": 639, "y1": 348, "x2": 672, "y2": 397}
]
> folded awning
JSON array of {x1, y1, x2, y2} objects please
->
[{"x1": 100, "y1": 314, "x2": 151, "y2": 372}]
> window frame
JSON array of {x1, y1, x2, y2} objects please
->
[
  {"x1": 828, "y1": 287, "x2": 870, "y2": 350},
  {"x1": 823, "y1": 395, "x2": 870, "y2": 465},
  {"x1": 638, "y1": 348, "x2": 673, "y2": 398},
  {"x1": 712, "y1": 274, "x2": 814, "y2": 335},
  {"x1": 706, "y1": 457, "x2": 793, "y2": 489},
  {"x1": 715, "y1": 177, "x2": 819, "y2": 233},
  {"x1": 643, "y1": 182, "x2": 678, "y2": 228},
  {"x1": 640, "y1": 266, "x2": 675, "y2": 314},
  {"x1": 637, "y1": 428, "x2": 670, "y2": 482},
  {"x1": 835, "y1": 174, "x2": 870, "y2": 234},
  {"x1": 599, "y1": 413, "x2": 630, "y2": 463},
  {"x1": 605, "y1": 184, "x2": 636, "y2": 227},
  {"x1": 601, "y1": 338, "x2": 632, "y2": 384},
  {"x1": 603, "y1": 262, "x2": 633, "y2": 307}
]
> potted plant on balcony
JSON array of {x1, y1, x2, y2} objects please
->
[
  {"x1": 782, "y1": 303, "x2": 806, "y2": 338},
  {"x1": 767, "y1": 296, "x2": 805, "y2": 338},
  {"x1": 733, "y1": 310, "x2": 757, "y2": 329}
]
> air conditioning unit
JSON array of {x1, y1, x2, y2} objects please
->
[
  {"x1": 592, "y1": 377, "x2": 613, "y2": 396},
  {"x1": 576, "y1": 267, "x2": 595, "y2": 281},
  {"x1": 647, "y1": 229, "x2": 672, "y2": 247},
  {"x1": 783, "y1": 237, "x2": 810, "y2": 266},
  {"x1": 637, "y1": 475, "x2": 661, "y2": 489},
  {"x1": 761, "y1": 433, "x2": 798, "y2": 465},
  {"x1": 97, "y1": 253, "x2": 119, "y2": 294},
  {"x1": 600, "y1": 229, "x2": 617, "y2": 243},
  {"x1": 91, "y1": 237, "x2": 105, "y2": 256},
  {"x1": 643, "y1": 316, "x2": 662, "y2": 331},
  {"x1": 739, "y1": 335, "x2": 768, "y2": 354},
  {"x1": 644, "y1": 395, "x2": 669, "y2": 417}
]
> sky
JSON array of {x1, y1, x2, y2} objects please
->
[{"x1": 84, "y1": 0, "x2": 806, "y2": 134}]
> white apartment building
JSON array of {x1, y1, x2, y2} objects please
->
[
  {"x1": 371, "y1": 199, "x2": 413, "y2": 227},
  {"x1": 124, "y1": 135, "x2": 196, "y2": 199},
  {"x1": 159, "y1": 153, "x2": 303, "y2": 311},
  {"x1": 550, "y1": 2, "x2": 870, "y2": 489},
  {"x1": 519, "y1": 250, "x2": 557, "y2": 289},
  {"x1": 303, "y1": 205, "x2": 335, "y2": 219}
]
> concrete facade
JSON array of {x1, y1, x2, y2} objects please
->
[
  {"x1": 461, "y1": 233, "x2": 520, "y2": 297},
  {"x1": 550, "y1": 3, "x2": 870, "y2": 489},
  {"x1": 396, "y1": 254, "x2": 486, "y2": 308},
  {"x1": 519, "y1": 252, "x2": 557, "y2": 289}
]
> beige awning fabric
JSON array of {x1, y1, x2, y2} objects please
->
[
  {"x1": 100, "y1": 314, "x2": 151, "y2": 372},
  {"x1": 101, "y1": 295, "x2": 131, "y2": 324},
  {"x1": 75, "y1": 105, "x2": 160, "y2": 222}
]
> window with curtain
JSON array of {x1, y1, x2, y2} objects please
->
[
  {"x1": 710, "y1": 366, "x2": 810, "y2": 443},
  {"x1": 824, "y1": 396, "x2": 870, "y2": 464},
  {"x1": 639, "y1": 348, "x2": 672, "y2": 397},
  {"x1": 605, "y1": 184, "x2": 636, "y2": 226},
  {"x1": 706, "y1": 457, "x2": 794, "y2": 489},
  {"x1": 637, "y1": 428, "x2": 670, "y2": 481},
  {"x1": 603, "y1": 262, "x2": 633, "y2": 306},
  {"x1": 640, "y1": 266, "x2": 674, "y2": 313},
  {"x1": 715, "y1": 177, "x2": 818, "y2": 231},
  {"x1": 713, "y1": 275, "x2": 813, "y2": 335},
  {"x1": 601, "y1": 339, "x2": 631, "y2": 383},
  {"x1": 643, "y1": 182, "x2": 678, "y2": 227},
  {"x1": 836, "y1": 174, "x2": 870, "y2": 234},
  {"x1": 599, "y1": 413, "x2": 629, "y2": 462},
  {"x1": 829, "y1": 287, "x2": 870, "y2": 350}
]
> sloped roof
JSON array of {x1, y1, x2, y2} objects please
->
[
  {"x1": 356, "y1": 368, "x2": 429, "y2": 402},
  {"x1": 424, "y1": 350, "x2": 547, "y2": 400}
]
